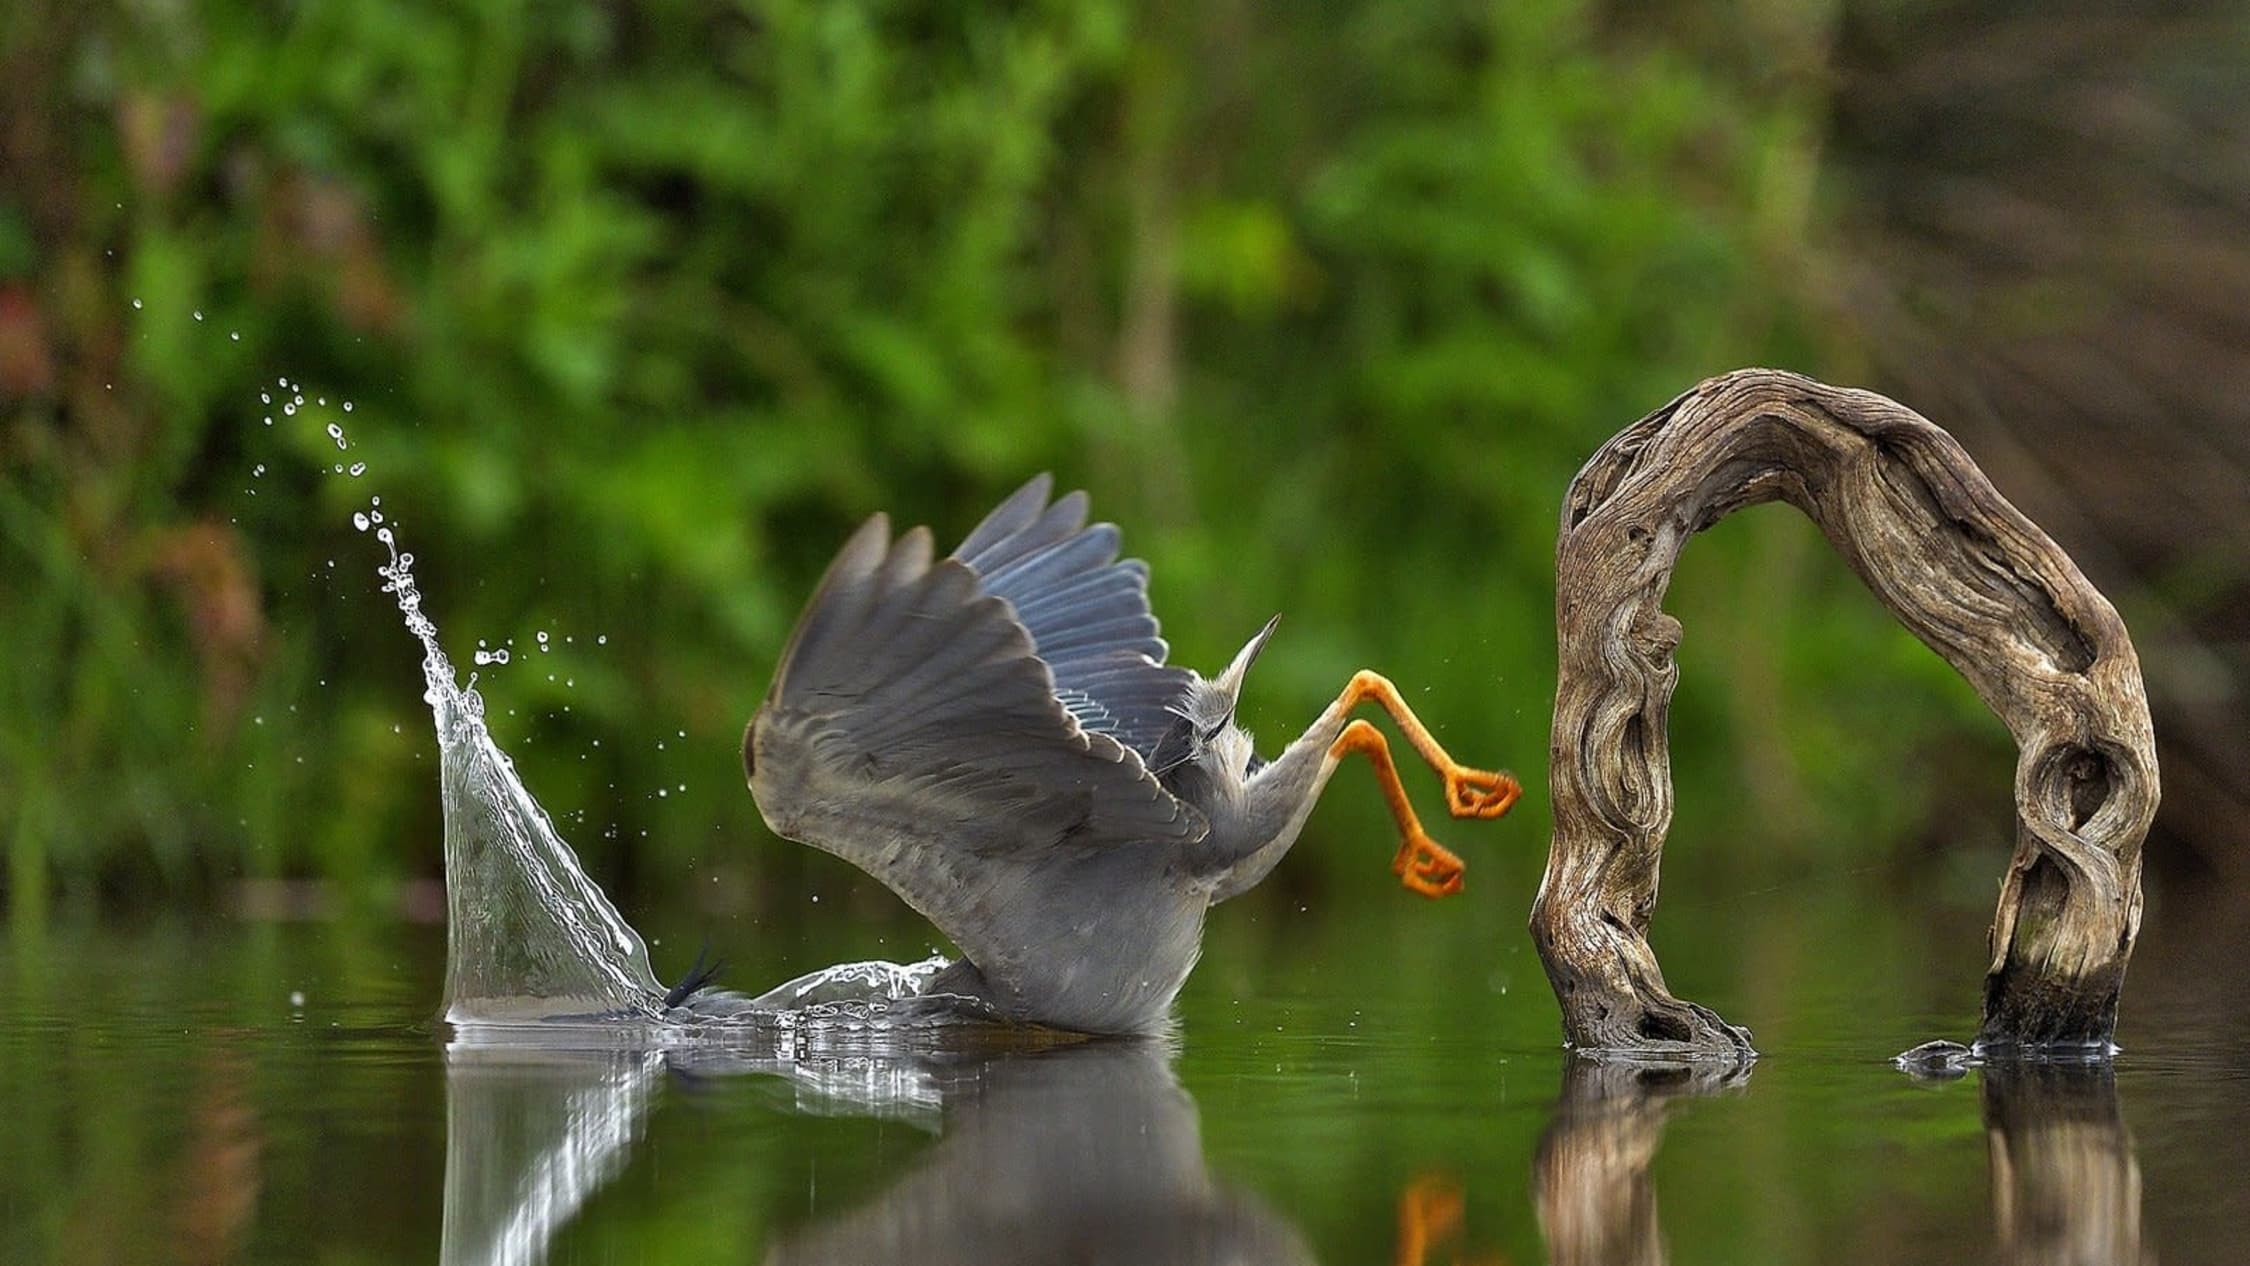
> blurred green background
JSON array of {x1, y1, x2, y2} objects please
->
[{"x1": 2, "y1": 0, "x2": 2245, "y2": 938}]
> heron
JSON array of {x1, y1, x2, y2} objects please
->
[{"x1": 743, "y1": 475, "x2": 1520, "y2": 1034}]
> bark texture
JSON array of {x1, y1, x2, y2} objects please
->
[{"x1": 1533, "y1": 369, "x2": 2159, "y2": 1058}]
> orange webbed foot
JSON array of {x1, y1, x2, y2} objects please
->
[
  {"x1": 1443, "y1": 766, "x2": 1522, "y2": 820},
  {"x1": 1392, "y1": 833, "x2": 1466, "y2": 899}
]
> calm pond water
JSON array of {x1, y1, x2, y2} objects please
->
[{"x1": 4, "y1": 867, "x2": 2245, "y2": 1265}]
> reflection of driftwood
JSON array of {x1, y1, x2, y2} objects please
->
[
  {"x1": 1533, "y1": 369, "x2": 2159, "y2": 1057},
  {"x1": 1533, "y1": 1059, "x2": 1749, "y2": 1266},
  {"x1": 1983, "y1": 1063, "x2": 2147, "y2": 1266}
]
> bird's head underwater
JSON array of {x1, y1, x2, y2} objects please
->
[{"x1": 1152, "y1": 613, "x2": 1281, "y2": 792}]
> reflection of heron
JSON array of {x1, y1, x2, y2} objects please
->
[
  {"x1": 745, "y1": 475, "x2": 1519, "y2": 1034},
  {"x1": 437, "y1": 1036, "x2": 1309, "y2": 1266},
  {"x1": 1532, "y1": 1058, "x2": 1749, "y2": 1266},
  {"x1": 764, "y1": 1040, "x2": 1312, "y2": 1266}
]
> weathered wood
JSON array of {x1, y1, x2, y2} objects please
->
[{"x1": 1533, "y1": 368, "x2": 2159, "y2": 1058}]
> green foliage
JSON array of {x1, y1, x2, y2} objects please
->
[{"x1": 0, "y1": 0, "x2": 2011, "y2": 918}]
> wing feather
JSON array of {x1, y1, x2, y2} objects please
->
[
  {"x1": 748, "y1": 509, "x2": 1209, "y2": 1014},
  {"x1": 948, "y1": 477, "x2": 1191, "y2": 761}
]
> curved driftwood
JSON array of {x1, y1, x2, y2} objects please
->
[{"x1": 1533, "y1": 369, "x2": 2158, "y2": 1058}]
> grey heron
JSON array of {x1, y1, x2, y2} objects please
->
[{"x1": 744, "y1": 475, "x2": 1518, "y2": 1034}]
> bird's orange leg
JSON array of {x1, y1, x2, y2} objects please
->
[
  {"x1": 1332, "y1": 720, "x2": 1467, "y2": 898},
  {"x1": 1394, "y1": 1173, "x2": 1465, "y2": 1266},
  {"x1": 1337, "y1": 670, "x2": 1522, "y2": 820}
]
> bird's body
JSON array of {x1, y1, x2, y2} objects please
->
[{"x1": 745, "y1": 476, "x2": 1517, "y2": 1034}]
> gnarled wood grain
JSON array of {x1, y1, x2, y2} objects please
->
[{"x1": 1533, "y1": 369, "x2": 2158, "y2": 1058}]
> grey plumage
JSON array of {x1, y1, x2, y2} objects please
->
[{"x1": 745, "y1": 475, "x2": 1506, "y2": 1034}]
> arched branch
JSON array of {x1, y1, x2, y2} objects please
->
[{"x1": 1533, "y1": 369, "x2": 2159, "y2": 1058}]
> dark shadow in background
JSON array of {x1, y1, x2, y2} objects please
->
[
  {"x1": 1531, "y1": 1057, "x2": 2148, "y2": 1264},
  {"x1": 439, "y1": 1038, "x2": 1311, "y2": 1266}
]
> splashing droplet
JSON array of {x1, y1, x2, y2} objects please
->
[{"x1": 349, "y1": 462, "x2": 367, "y2": 477}]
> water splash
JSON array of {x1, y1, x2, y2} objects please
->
[
  {"x1": 371, "y1": 517, "x2": 988, "y2": 1037},
  {"x1": 377, "y1": 529, "x2": 662, "y2": 1025}
]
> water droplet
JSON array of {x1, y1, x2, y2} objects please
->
[
  {"x1": 353, "y1": 512, "x2": 370, "y2": 531},
  {"x1": 595, "y1": 634, "x2": 608, "y2": 645},
  {"x1": 369, "y1": 510, "x2": 384, "y2": 524},
  {"x1": 192, "y1": 309, "x2": 204, "y2": 321},
  {"x1": 343, "y1": 401, "x2": 354, "y2": 413},
  {"x1": 262, "y1": 416, "x2": 273, "y2": 426},
  {"x1": 252, "y1": 463, "x2": 266, "y2": 476},
  {"x1": 370, "y1": 496, "x2": 381, "y2": 506},
  {"x1": 131, "y1": 298, "x2": 143, "y2": 310},
  {"x1": 657, "y1": 788, "x2": 668, "y2": 798},
  {"x1": 283, "y1": 402, "x2": 296, "y2": 416},
  {"x1": 260, "y1": 392, "x2": 271, "y2": 404},
  {"x1": 318, "y1": 397, "x2": 327, "y2": 406},
  {"x1": 326, "y1": 423, "x2": 345, "y2": 448},
  {"x1": 349, "y1": 462, "x2": 366, "y2": 477},
  {"x1": 289, "y1": 991, "x2": 305, "y2": 1008},
  {"x1": 229, "y1": 331, "x2": 240, "y2": 341},
  {"x1": 277, "y1": 376, "x2": 288, "y2": 386},
  {"x1": 333, "y1": 463, "x2": 345, "y2": 474}
]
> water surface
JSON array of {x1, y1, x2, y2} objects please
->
[{"x1": 4, "y1": 884, "x2": 2244, "y2": 1264}]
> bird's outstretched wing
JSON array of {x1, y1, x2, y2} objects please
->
[
  {"x1": 950, "y1": 474, "x2": 1192, "y2": 764},
  {"x1": 746, "y1": 509, "x2": 1210, "y2": 1018}
]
